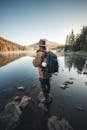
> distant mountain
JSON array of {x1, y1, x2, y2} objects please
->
[
  {"x1": 0, "y1": 37, "x2": 25, "y2": 52},
  {"x1": 29, "y1": 39, "x2": 64, "y2": 50}
]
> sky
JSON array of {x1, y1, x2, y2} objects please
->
[{"x1": 0, "y1": 0, "x2": 87, "y2": 45}]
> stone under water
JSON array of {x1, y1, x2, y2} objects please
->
[
  {"x1": 0, "y1": 95, "x2": 31, "y2": 130},
  {"x1": 48, "y1": 116, "x2": 73, "y2": 130}
]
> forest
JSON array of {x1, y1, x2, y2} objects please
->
[
  {"x1": 65, "y1": 26, "x2": 87, "y2": 52},
  {"x1": 0, "y1": 37, "x2": 25, "y2": 52}
]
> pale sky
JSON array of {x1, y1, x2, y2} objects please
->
[{"x1": 0, "y1": 0, "x2": 87, "y2": 45}]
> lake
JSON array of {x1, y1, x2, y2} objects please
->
[{"x1": 0, "y1": 52, "x2": 87, "y2": 130}]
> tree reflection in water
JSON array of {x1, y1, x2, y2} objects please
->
[
  {"x1": 0, "y1": 52, "x2": 27, "y2": 67},
  {"x1": 64, "y1": 55, "x2": 87, "y2": 74}
]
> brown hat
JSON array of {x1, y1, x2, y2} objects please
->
[{"x1": 39, "y1": 39, "x2": 46, "y2": 47}]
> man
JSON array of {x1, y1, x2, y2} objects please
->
[{"x1": 33, "y1": 39, "x2": 52, "y2": 104}]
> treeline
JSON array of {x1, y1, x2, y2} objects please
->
[
  {"x1": 0, "y1": 37, "x2": 25, "y2": 52},
  {"x1": 65, "y1": 26, "x2": 87, "y2": 52}
]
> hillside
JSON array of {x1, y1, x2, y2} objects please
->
[
  {"x1": 25, "y1": 45, "x2": 34, "y2": 51},
  {"x1": 0, "y1": 37, "x2": 25, "y2": 52}
]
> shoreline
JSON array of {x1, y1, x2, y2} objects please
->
[
  {"x1": 64, "y1": 51, "x2": 87, "y2": 58},
  {"x1": 0, "y1": 50, "x2": 63, "y2": 57}
]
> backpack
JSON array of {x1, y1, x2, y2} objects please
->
[{"x1": 43, "y1": 51, "x2": 59, "y2": 73}]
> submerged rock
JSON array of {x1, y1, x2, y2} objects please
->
[
  {"x1": 0, "y1": 102, "x2": 22, "y2": 130},
  {"x1": 48, "y1": 116, "x2": 73, "y2": 130},
  {"x1": 19, "y1": 96, "x2": 31, "y2": 110},
  {"x1": 60, "y1": 85, "x2": 69, "y2": 90},
  {"x1": 38, "y1": 102, "x2": 48, "y2": 112},
  {"x1": 32, "y1": 84, "x2": 36, "y2": 88},
  {"x1": 83, "y1": 72, "x2": 87, "y2": 74},
  {"x1": 14, "y1": 96, "x2": 21, "y2": 102},
  {"x1": 69, "y1": 78, "x2": 75, "y2": 80},
  {"x1": 17, "y1": 86, "x2": 25, "y2": 90},
  {"x1": 73, "y1": 106, "x2": 85, "y2": 111},
  {"x1": 38, "y1": 92, "x2": 45, "y2": 103},
  {"x1": 38, "y1": 92, "x2": 53, "y2": 111},
  {"x1": 63, "y1": 81, "x2": 73, "y2": 85},
  {"x1": 0, "y1": 95, "x2": 32, "y2": 130},
  {"x1": 61, "y1": 80, "x2": 74, "y2": 89},
  {"x1": 38, "y1": 91, "x2": 53, "y2": 104}
]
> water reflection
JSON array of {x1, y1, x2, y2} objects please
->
[
  {"x1": 0, "y1": 53, "x2": 87, "y2": 130},
  {"x1": 0, "y1": 52, "x2": 27, "y2": 67},
  {"x1": 64, "y1": 54, "x2": 87, "y2": 74}
]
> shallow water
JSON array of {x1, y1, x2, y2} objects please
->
[{"x1": 0, "y1": 52, "x2": 87, "y2": 130}]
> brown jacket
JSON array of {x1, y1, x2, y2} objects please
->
[{"x1": 33, "y1": 51, "x2": 51, "y2": 79}]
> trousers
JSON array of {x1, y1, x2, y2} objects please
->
[{"x1": 39, "y1": 78, "x2": 51, "y2": 100}]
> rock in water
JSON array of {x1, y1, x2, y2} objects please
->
[
  {"x1": 14, "y1": 96, "x2": 21, "y2": 102},
  {"x1": 48, "y1": 116, "x2": 73, "y2": 130},
  {"x1": 38, "y1": 102, "x2": 48, "y2": 112},
  {"x1": 38, "y1": 92, "x2": 53, "y2": 111},
  {"x1": 17, "y1": 86, "x2": 25, "y2": 90},
  {"x1": 69, "y1": 78, "x2": 75, "y2": 80},
  {"x1": 38, "y1": 91, "x2": 53, "y2": 103},
  {"x1": 38, "y1": 92, "x2": 45, "y2": 103},
  {"x1": 19, "y1": 96, "x2": 31, "y2": 110},
  {"x1": 73, "y1": 106, "x2": 85, "y2": 111},
  {"x1": 60, "y1": 85, "x2": 69, "y2": 90},
  {"x1": 0, "y1": 102, "x2": 22, "y2": 130},
  {"x1": 0, "y1": 95, "x2": 32, "y2": 130},
  {"x1": 83, "y1": 72, "x2": 87, "y2": 74},
  {"x1": 63, "y1": 81, "x2": 73, "y2": 85}
]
